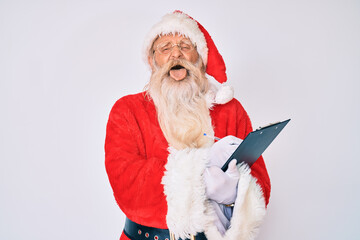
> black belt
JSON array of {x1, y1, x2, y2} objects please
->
[{"x1": 123, "y1": 217, "x2": 207, "y2": 240}]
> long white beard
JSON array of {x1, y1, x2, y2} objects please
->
[{"x1": 147, "y1": 59, "x2": 214, "y2": 150}]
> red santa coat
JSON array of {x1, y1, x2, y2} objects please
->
[{"x1": 105, "y1": 91, "x2": 271, "y2": 240}]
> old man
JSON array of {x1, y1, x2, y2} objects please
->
[{"x1": 105, "y1": 10, "x2": 270, "y2": 240}]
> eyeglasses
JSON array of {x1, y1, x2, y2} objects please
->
[{"x1": 154, "y1": 40, "x2": 196, "y2": 55}]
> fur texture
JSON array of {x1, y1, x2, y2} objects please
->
[
  {"x1": 162, "y1": 149, "x2": 266, "y2": 240},
  {"x1": 215, "y1": 84, "x2": 234, "y2": 105},
  {"x1": 162, "y1": 147, "x2": 211, "y2": 239},
  {"x1": 204, "y1": 164, "x2": 266, "y2": 240}
]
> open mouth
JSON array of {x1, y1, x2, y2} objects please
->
[
  {"x1": 169, "y1": 65, "x2": 187, "y2": 81},
  {"x1": 171, "y1": 65, "x2": 185, "y2": 70}
]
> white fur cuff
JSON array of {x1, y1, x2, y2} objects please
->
[{"x1": 162, "y1": 147, "x2": 210, "y2": 240}]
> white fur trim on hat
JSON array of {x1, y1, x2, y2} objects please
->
[
  {"x1": 215, "y1": 85, "x2": 234, "y2": 105},
  {"x1": 205, "y1": 78, "x2": 234, "y2": 108},
  {"x1": 143, "y1": 12, "x2": 208, "y2": 65}
]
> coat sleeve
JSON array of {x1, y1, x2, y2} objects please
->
[{"x1": 104, "y1": 98, "x2": 168, "y2": 226}]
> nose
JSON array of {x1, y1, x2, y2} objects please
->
[{"x1": 170, "y1": 45, "x2": 184, "y2": 59}]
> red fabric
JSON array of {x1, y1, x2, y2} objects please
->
[
  {"x1": 105, "y1": 92, "x2": 271, "y2": 237},
  {"x1": 120, "y1": 232, "x2": 130, "y2": 240},
  {"x1": 196, "y1": 22, "x2": 227, "y2": 84},
  {"x1": 173, "y1": 10, "x2": 227, "y2": 83}
]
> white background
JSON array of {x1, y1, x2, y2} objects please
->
[{"x1": 1, "y1": 0, "x2": 359, "y2": 239}]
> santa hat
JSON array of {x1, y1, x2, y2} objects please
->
[{"x1": 143, "y1": 10, "x2": 229, "y2": 84}]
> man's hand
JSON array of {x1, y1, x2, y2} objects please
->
[
  {"x1": 204, "y1": 160, "x2": 240, "y2": 204},
  {"x1": 208, "y1": 135, "x2": 242, "y2": 168}
]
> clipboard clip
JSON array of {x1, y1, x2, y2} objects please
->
[{"x1": 256, "y1": 122, "x2": 281, "y2": 131}]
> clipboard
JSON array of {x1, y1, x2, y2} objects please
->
[{"x1": 221, "y1": 119, "x2": 291, "y2": 172}]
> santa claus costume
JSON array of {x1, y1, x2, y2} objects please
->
[{"x1": 105, "y1": 11, "x2": 271, "y2": 240}]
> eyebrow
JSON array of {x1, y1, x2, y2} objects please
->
[{"x1": 156, "y1": 39, "x2": 193, "y2": 45}]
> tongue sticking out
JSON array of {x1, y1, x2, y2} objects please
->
[{"x1": 169, "y1": 68, "x2": 187, "y2": 81}]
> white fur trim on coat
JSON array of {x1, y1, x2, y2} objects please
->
[
  {"x1": 162, "y1": 148, "x2": 266, "y2": 240},
  {"x1": 162, "y1": 147, "x2": 211, "y2": 239},
  {"x1": 143, "y1": 12, "x2": 208, "y2": 65},
  {"x1": 204, "y1": 163, "x2": 266, "y2": 240}
]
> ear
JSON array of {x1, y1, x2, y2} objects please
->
[{"x1": 148, "y1": 55, "x2": 154, "y2": 70}]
